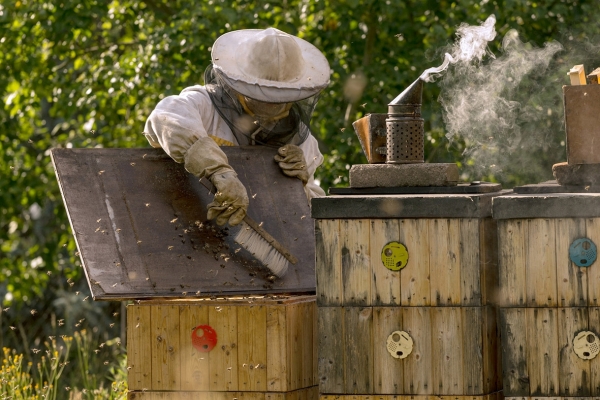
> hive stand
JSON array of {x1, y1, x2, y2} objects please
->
[
  {"x1": 494, "y1": 192, "x2": 600, "y2": 400},
  {"x1": 311, "y1": 191, "x2": 504, "y2": 398}
]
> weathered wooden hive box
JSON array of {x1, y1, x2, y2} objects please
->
[
  {"x1": 127, "y1": 295, "x2": 317, "y2": 399},
  {"x1": 311, "y1": 191, "x2": 504, "y2": 399},
  {"x1": 493, "y1": 190, "x2": 600, "y2": 399},
  {"x1": 51, "y1": 148, "x2": 319, "y2": 399}
]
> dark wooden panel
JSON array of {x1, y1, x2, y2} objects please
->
[
  {"x1": 312, "y1": 192, "x2": 501, "y2": 219},
  {"x1": 329, "y1": 182, "x2": 501, "y2": 195},
  {"x1": 317, "y1": 307, "x2": 344, "y2": 394},
  {"x1": 343, "y1": 307, "x2": 373, "y2": 394},
  {"x1": 499, "y1": 308, "x2": 530, "y2": 396},
  {"x1": 51, "y1": 147, "x2": 315, "y2": 300},
  {"x1": 493, "y1": 192, "x2": 600, "y2": 219}
]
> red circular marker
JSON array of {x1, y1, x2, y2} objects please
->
[{"x1": 191, "y1": 325, "x2": 217, "y2": 352}]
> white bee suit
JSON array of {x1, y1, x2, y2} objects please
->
[{"x1": 143, "y1": 85, "x2": 326, "y2": 199}]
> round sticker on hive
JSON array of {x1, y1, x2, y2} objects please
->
[
  {"x1": 569, "y1": 238, "x2": 597, "y2": 267},
  {"x1": 573, "y1": 331, "x2": 600, "y2": 360},
  {"x1": 191, "y1": 325, "x2": 217, "y2": 353},
  {"x1": 381, "y1": 242, "x2": 409, "y2": 271},
  {"x1": 386, "y1": 330, "x2": 413, "y2": 359}
]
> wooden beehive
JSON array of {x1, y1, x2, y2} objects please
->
[
  {"x1": 494, "y1": 191, "x2": 600, "y2": 399},
  {"x1": 127, "y1": 295, "x2": 317, "y2": 398},
  {"x1": 312, "y1": 193, "x2": 503, "y2": 397}
]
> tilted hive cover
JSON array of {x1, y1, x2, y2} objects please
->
[{"x1": 51, "y1": 147, "x2": 315, "y2": 300}]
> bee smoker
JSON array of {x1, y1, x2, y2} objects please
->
[
  {"x1": 352, "y1": 77, "x2": 424, "y2": 164},
  {"x1": 386, "y1": 78, "x2": 424, "y2": 164},
  {"x1": 349, "y1": 76, "x2": 460, "y2": 189}
]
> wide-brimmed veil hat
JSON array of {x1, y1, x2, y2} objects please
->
[{"x1": 211, "y1": 28, "x2": 330, "y2": 103}]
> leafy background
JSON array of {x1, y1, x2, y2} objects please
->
[{"x1": 2, "y1": 0, "x2": 600, "y2": 395}]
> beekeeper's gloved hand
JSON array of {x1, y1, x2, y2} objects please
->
[
  {"x1": 184, "y1": 137, "x2": 248, "y2": 226},
  {"x1": 274, "y1": 144, "x2": 309, "y2": 185}
]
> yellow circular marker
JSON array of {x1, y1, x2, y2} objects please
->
[{"x1": 381, "y1": 242, "x2": 409, "y2": 271}]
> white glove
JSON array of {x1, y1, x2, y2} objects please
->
[
  {"x1": 274, "y1": 144, "x2": 309, "y2": 185},
  {"x1": 184, "y1": 137, "x2": 248, "y2": 226}
]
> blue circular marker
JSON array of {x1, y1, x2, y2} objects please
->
[{"x1": 569, "y1": 238, "x2": 597, "y2": 267}]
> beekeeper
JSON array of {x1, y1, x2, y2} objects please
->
[{"x1": 143, "y1": 28, "x2": 330, "y2": 227}]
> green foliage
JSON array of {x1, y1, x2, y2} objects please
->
[
  {"x1": 3, "y1": 0, "x2": 600, "y2": 354},
  {"x1": 0, "y1": 333, "x2": 127, "y2": 400}
]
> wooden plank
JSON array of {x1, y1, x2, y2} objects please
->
[
  {"x1": 208, "y1": 305, "x2": 238, "y2": 391},
  {"x1": 287, "y1": 302, "x2": 302, "y2": 391},
  {"x1": 150, "y1": 305, "x2": 181, "y2": 390},
  {"x1": 432, "y1": 307, "x2": 463, "y2": 394},
  {"x1": 238, "y1": 304, "x2": 267, "y2": 392},
  {"x1": 344, "y1": 307, "x2": 373, "y2": 393},
  {"x1": 127, "y1": 304, "x2": 152, "y2": 390},
  {"x1": 497, "y1": 219, "x2": 527, "y2": 306},
  {"x1": 318, "y1": 307, "x2": 344, "y2": 394},
  {"x1": 558, "y1": 307, "x2": 590, "y2": 396},
  {"x1": 370, "y1": 219, "x2": 401, "y2": 306},
  {"x1": 527, "y1": 308, "x2": 559, "y2": 396},
  {"x1": 179, "y1": 304, "x2": 210, "y2": 391},
  {"x1": 373, "y1": 307, "x2": 403, "y2": 394},
  {"x1": 462, "y1": 307, "x2": 483, "y2": 394},
  {"x1": 588, "y1": 307, "x2": 600, "y2": 395},
  {"x1": 297, "y1": 300, "x2": 316, "y2": 389},
  {"x1": 285, "y1": 300, "x2": 316, "y2": 391},
  {"x1": 586, "y1": 219, "x2": 600, "y2": 306},
  {"x1": 400, "y1": 219, "x2": 430, "y2": 306},
  {"x1": 526, "y1": 219, "x2": 558, "y2": 307},
  {"x1": 401, "y1": 307, "x2": 432, "y2": 394},
  {"x1": 266, "y1": 304, "x2": 288, "y2": 392},
  {"x1": 341, "y1": 219, "x2": 372, "y2": 306},
  {"x1": 479, "y1": 218, "x2": 498, "y2": 305},
  {"x1": 556, "y1": 219, "x2": 587, "y2": 306},
  {"x1": 482, "y1": 306, "x2": 500, "y2": 394},
  {"x1": 498, "y1": 308, "x2": 529, "y2": 396},
  {"x1": 429, "y1": 219, "x2": 461, "y2": 305},
  {"x1": 315, "y1": 219, "x2": 342, "y2": 306},
  {"x1": 460, "y1": 219, "x2": 481, "y2": 306}
]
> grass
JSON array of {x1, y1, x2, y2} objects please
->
[{"x1": 0, "y1": 330, "x2": 127, "y2": 400}]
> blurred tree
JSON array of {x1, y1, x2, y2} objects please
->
[{"x1": 1, "y1": 0, "x2": 600, "y2": 345}]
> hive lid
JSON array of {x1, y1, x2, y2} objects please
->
[
  {"x1": 493, "y1": 187, "x2": 600, "y2": 219},
  {"x1": 51, "y1": 147, "x2": 315, "y2": 301},
  {"x1": 311, "y1": 190, "x2": 506, "y2": 219}
]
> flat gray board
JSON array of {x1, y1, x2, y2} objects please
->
[
  {"x1": 493, "y1": 192, "x2": 600, "y2": 219},
  {"x1": 51, "y1": 147, "x2": 315, "y2": 300},
  {"x1": 311, "y1": 191, "x2": 507, "y2": 219}
]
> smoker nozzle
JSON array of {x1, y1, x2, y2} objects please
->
[{"x1": 388, "y1": 77, "x2": 423, "y2": 116}]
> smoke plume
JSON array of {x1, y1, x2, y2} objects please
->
[
  {"x1": 438, "y1": 27, "x2": 563, "y2": 180},
  {"x1": 421, "y1": 15, "x2": 497, "y2": 82}
]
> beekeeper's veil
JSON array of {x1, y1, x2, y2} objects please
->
[{"x1": 205, "y1": 28, "x2": 331, "y2": 147}]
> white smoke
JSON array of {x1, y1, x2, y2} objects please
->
[
  {"x1": 440, "y1": 29, "x2": 563, "y2": 177},
  {"x1": 420, "y1": 15, "x2": 497, "y2": 82}
]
